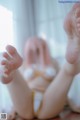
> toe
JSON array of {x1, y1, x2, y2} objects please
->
[
  {"x1": 1, "y1": 60, "x2": 7, "y2": 65},
  {"x1": 63, "y1": 9, "x2": 73, "y2": 37},
  {"x1": 72, "y1": 3, "x2": 80, "y2": 10},
  {"x1": 76, "y1": 18, "x2": 80, "y2": 23},
  {"x1": 3, "y1": 52, "x2": 11, "y2": 60},
  {"x1": 6, "y1": 45, "x2": 17, "y2": 56},
  {"x1": 6, "y1": 45, "x2": 22, "y2": 63},
  {"x1": 78, "y1": 28, "x2": 80, "y2": 33},
  {"x1": 1, "y1": 75, "x2": 13, "y2": 84},
  {"x1": 75, "y1": 8, "x2": 80, "y2": 18},
  {"x1": 73, "y1": 9, "x2": 80, "y2": 36},
  {"x1": 4, "y1": 45, "x2": 23, "y2": 72},
  {"x1": 1, "y1": 60, "x2": 11, "y2": 74},
  {"x1": 77, "y1": 23, "x2": 80, "y2": 31},
  {"x1": 77, "y1": 23, "x2": 80, "y2": 28}
]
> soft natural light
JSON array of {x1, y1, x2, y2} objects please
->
[
  {"x1": 49, "y1": 39, "x2": 66, "y2": 57},
  {"x1": 0, "y1": 5, "x2": 14, "y2": 52},
  {"x1": 40, "y1": 32, "x2": 47, "y2": 40},
  {"x1": 0, "y1": 5, "x2": 14, "y2": 111}
]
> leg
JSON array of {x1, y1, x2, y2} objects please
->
[
  {"x1": 37, "y1": 3, "x2": 80, "y2": 119},
  {"x1": 1, "y1": 45, "x2": 34, "y2": 119},
  {"x1": 64, "y1": 3, "x2": 80, "y2": 112},
  {"x1": 37, "y1": 64, "x2": 74, "y2": 119}
]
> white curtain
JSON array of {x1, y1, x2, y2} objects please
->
[
  {"x1": 33, "y1": 1, "x2": 80, "y2": 112},
  {"x1": 0, "y1": 0, "x2": 78, "y2": 113},
  {"x1": 0, "y1": 0, "x2": 37, "y2": 113},
  {"x1": 33, "y1": 0, "x2": 74, "y2": 60},
  {"x1": 0, "y1": 5, "x2": 14, "y2": 112}
]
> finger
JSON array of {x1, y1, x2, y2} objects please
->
[
  {"x1": 38, "y1": 40, "x2": 45, "y2": 66},
  {"x1": 43, "y1": 40, "x2": 52, "y2": 65},
  {"x1": 26, "y1": 43, "x2": 36, "y2": 66}
]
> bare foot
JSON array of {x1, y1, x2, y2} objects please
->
[
  {"x1": 64, "y1": 3, "x2": 80, "y2": 64},
  {"x1": 0, "y1": 45, "x2": 23, "y2": 84},
  {"x1": 64, "y1": 3, "x2": 80, "y2": 75}
]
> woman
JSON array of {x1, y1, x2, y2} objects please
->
[{"x1": 0, "y1": 3, "x2": 80, "y2": 119}]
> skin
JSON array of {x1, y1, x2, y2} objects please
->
[
  {"x1": 0, "y1": 3, "x2": 80, "y2": 119},
  {"x1": 23, "y1": 37, "x2": 59, "y2": 92},
  {"x1": 23, "y1": 37, "x2": 55, "y2": 67},
  {"x1": 64, "y1": 3, "x2": 80, "y2": 112}
]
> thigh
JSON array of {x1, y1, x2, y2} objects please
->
[
  {"x1": 37, "y1": 91, "x2": 57, "y2": 119},
  {"x1": 37, "y1": 81, "x2": 63, "y2": 119}
]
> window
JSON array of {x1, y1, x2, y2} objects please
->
[
  {"x1": 0, "y1": 5, "x2": 13, "y2": 112},
  {"x1": 0, "y1": 5, "x2": 14, "y2": 52}
]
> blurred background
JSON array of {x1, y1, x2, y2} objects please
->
[
  {"x1": 0, "y1": 0, "x2": 76, "y2": 113},
  {"x1": 0, "y1": 0, "x2": 74, "y2": 62}
]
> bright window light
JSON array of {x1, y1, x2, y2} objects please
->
[{"x1": 0, "y1": 5, "x2": 14, "y2": 52}]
